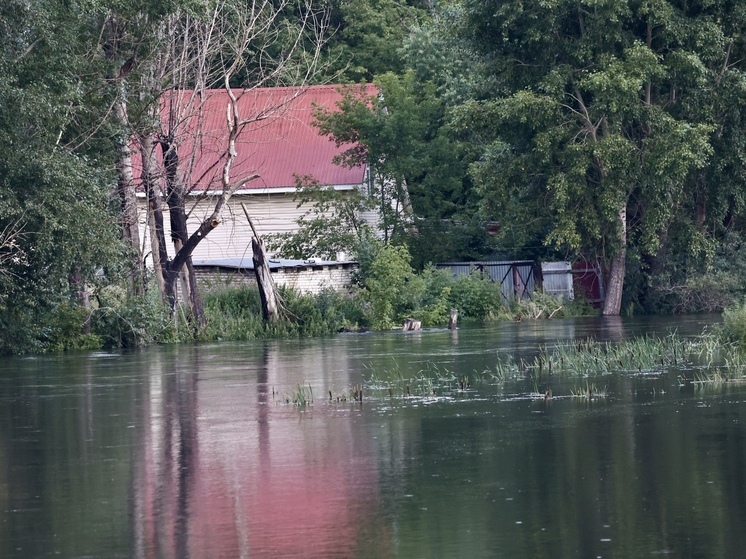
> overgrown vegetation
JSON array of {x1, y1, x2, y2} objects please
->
[
  {"x1": 4, "y1": 0, "x2": 746, "y2": 353},
  {"x1": 2, "y1": 251, "x2": 597, "y2": 354}
]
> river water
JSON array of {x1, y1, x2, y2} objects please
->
[{"x1": 2, "y1": 315, "x2": 745, "y2": 558}]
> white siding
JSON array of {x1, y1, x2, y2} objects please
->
[{"x1": 138, "y1": 190, "x2": 375, "y2": 265}]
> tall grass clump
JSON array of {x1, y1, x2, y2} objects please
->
[
  {"x1": 489, "y1": 332, "x2": 745, "y2": 379},
  {"x1": 92, "y1": 286, "x2": 181, "y2": 348},
  {"x1": 198, "y1": 284, "x2": 369, "y2": 341},
  {"x1": 719, "y1": 300, "x2": 746, "y2": 346}
]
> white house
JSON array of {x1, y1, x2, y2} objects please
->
[{"x1": 135, "y1": 84, "x2": 379, "y2": 271}]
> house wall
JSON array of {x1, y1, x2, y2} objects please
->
[
  {"x1": 193, "y1": 264, "x2": 357, "y2": 294},
  {"x1": 138, "y1": 190, "x2": 363, "y2": 264}
]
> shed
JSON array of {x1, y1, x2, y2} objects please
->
[{"x1": 541, "y1": 261, "x2": 574, "y2": 300}]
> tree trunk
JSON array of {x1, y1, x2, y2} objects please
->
[
  {"x1": 140, "y1": 131, "x2": 172, "y2": 306},
  {"x1": 242, "y1": 203, "x2": 279, "y2": 322},
  {"x1": 252, "y1": 238, "x2": 280, "y2": 322},
  {"x1": 602, "y1": 206, "x2": 626, "y2": 316},
  {"x1": 163, "y1": 141, "x2": 206, "y2": 326},
  {"x1": 105, "y1": 13, "x2": 145, "y2": 297},
  {"x1": 114, "y1": 94, "x2": 145, "y2": 296}
]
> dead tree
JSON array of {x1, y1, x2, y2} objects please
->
[
  {"x1": 129, "y1": 0, "x2": 327, "y2": 324},
  {"x1": 242, "y1": 203, "x2": 279, "y2": 322}
]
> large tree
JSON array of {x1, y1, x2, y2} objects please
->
[
  {"x1": 454, "y1": 0, "x2": 733, "y2": 314},
  {"x1": 311, "y1": 72, "x2": 483, "y2": 267},
  {"x1": 0, "y1": 0, "x2": 122, "y2": 351}
]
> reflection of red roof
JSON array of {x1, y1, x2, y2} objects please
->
[{"x1": 137, "y1": 84, "x2": 376, "y2": 193}]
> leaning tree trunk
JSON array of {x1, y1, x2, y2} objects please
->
[
  {"x1": 242, "y1": 203, "x2": 279, "y2": 322},
  {"x1": 252, "y1": 237, "x2": 280, "y2": 322},
  {"x1": 603, "y1": 205, "x2": 627, "y2": 316}
]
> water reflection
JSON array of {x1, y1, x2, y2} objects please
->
[
  {"x1": 1, "y1": 315, "x2": 745, "y2": 559},
  {"x1": 130, "y1": 345, "x2": 384, "y2": 559}
]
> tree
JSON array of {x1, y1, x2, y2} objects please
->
[
  {"x1": 323, "y1": 0, "x2": 428, "y2": 82},
  {"x1": 266, "y1": 175, "x2": 378, "y2": 261},
  {"x1": 125, "y1": 0, "x2": 329, "y2": 324},
  {"x1": 0, "y1": 0, "x2": 124, "y2": 352},
  {"x1": 454, "y1": 0, "x2": 723, "y2": 314},
  {"x1": 313, "y1": 73, "x2": 483, "y2": 266}
]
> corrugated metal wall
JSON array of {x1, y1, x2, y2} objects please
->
[
  {"x1": 436, "y1": 261, "x2": 536, "y2": 302},
  {"x1": 541, "y1": 261, "x2": 574, "y2": 300}
]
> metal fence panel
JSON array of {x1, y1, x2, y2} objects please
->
[
  {"x1": 541, "y1": 261, "x2": 574, "y2": 300},
  {"x1": 436, "y1": 261, "x2": 536, "y2": 303}
]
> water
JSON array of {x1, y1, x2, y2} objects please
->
[{"x1": 2, "y1": 315, "x2": 745, "y2": 558}]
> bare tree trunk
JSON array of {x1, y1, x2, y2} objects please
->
[
  {"x1": 603, "y1": 206, "x2": 626, "y2": 316},
  {"x1": 252, "y1": 238, "x2": 280, "y2": 322},
  {"x1": 104, "y1": 14, "x2": 145, "y2": 296},
  {"x1": 69, "y1": 266, "x2": 91, "y2": 333},
  {"x1": 242, "y1": 203, "x2": 279, "y2": 322},
  {"x1": 114, "y1": 95, "x2": 145, "y2": 296},
  {"x1": 140, "y1": 131, "x2": 172, "y2": 306}
]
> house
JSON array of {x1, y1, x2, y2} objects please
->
[{"x1": 135, "y1": 84, "x2": 378, "y2": 288}]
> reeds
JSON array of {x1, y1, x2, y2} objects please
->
[
  {"x1": 570, "y1": 381, "x2": 607, "y2": 399},
  {"x1": 496, "y1": 333, "x2": 745, "y2": 378},
  {"x1": 273, "y1": 383, "x2": 314, "y2": 407}
]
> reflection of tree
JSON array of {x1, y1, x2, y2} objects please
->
[
  {"x1": 129, "y1": 342, "x2": 386, "y2": 558},
  {"x1": 372, "y1": 385, "x2": 746, "y2": 558},
  {"x1": 132, "y1": 347, "x2": 201, "y2": 559},
  {"x1": 599, "y1": 315, "x2": 626, "y2": 343}
]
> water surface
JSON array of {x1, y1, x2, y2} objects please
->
[{"x1": 2, "y1": 315, "x2": 745, "y2": 558}]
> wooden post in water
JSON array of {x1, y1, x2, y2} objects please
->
[
  {"x1": 448, "y1": 308, "x2": 458, "y2": 330},
  {"x1": 402, "y1": 318, "x2": 421, "y2": 331}
]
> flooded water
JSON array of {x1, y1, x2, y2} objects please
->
[{"x1": 2, "y1": 315, "x2": 746, "y2": 558}]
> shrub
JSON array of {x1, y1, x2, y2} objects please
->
[
  {"x1": 719, "y1": 300, "x2": 746, "y2": 345},
  {"x1": 450, "y1": 271, "x2": 502, "y2": 320},
  {"x1": 363, "y1": 244, "x2": 425, "y2": 329},
  {"x1": 92, "y1": 289, "x2": 177, "y2": 348},
  {"x1": 41, "y1": 303, "x2": 102, "y2": 352}
]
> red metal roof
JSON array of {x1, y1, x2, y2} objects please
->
[{"x1": 135, "y1": 84, "x2": 376, "y2": 192}]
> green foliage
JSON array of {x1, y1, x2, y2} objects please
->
[
  {"x1": 324, "y1": 0, "x2": 428, "y2": 82},
  {"x1": 450, "y1": 270, "x2": 502, "y2": 321},
  {"x1": 314, "y1": 73, "x2": 483, "y2": 259},
  {"x1": 197, "y1": 284, "x2": 367, "y2": 341},
  {"x1": 449, "y1": 0, "x2": 743, "y2": 310},
  {"x1": 720, "y1": 301, "x2": 746, "y2": 346},
  {"x1": 41, "y1": 304, "x2": 102, "y2": 352},
  {"x1": 92, "y1": 290, "x2": 178, "y2": 349},
  {"x1": 363, "y1": 244, "x2": 424, "y2": 329},
  {"x1": 265, "y1": 176, "x2": 378, "y2": 260},
  {"x1": 312, "y1": 288, "x2": 369, "y2": 332}
]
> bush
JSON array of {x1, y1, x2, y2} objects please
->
[
  {"x1": 450, "y1": 271, "x2": 502, "y2": 320},
  {"x1": 42, "y1": 303, "x2": 102, "y2": 352},
  {"x1": 92, "y1": 287, "x2": 179, "y2": 348},
  {"x1": 363, "y1": 244, "x2": 425, "y2": 329},
  {"x1": 719, "y1": 300, "x2": 746, "y2": 345}
]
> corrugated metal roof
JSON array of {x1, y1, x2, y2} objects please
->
[{"x1": 135, "y1": 84, "x2": 377, "y2": 192}]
